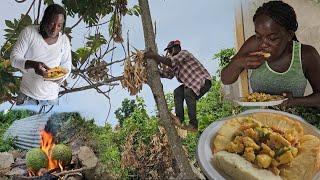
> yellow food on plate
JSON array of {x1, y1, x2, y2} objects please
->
[
  {"x1": 212, "y1": 113, "x2": 320, "y2": 180},
  {"x1": 45, "y1": 66, "x2": 67, "y2": 79},
  {"x1": 244, "y1": 92, "x2": 284, "y2": 102},
  {"x1": 281, "y1": 135, "x2": 320, "y2": 180}
]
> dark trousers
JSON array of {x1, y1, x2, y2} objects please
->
[{"x1": 174, "y1": 79, "x2": 212, "y2": 127}]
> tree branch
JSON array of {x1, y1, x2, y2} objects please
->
[
  {"x1": 72, "y1": 57, "x2": 124, "y2": 74},
  {"x1": 70, "y1": 16, "x2": 84, "y2": 30},
  {"x1": 53, "y1": 167, "x2": 89, "y2": 177},
  {"x1": 15, "y1": 0, "x2": 27, "y2": 3},
  {"x1": 59, "y1": 76, "x2": 123, "y2": 95},
  {"x1": 86, "y1": 20, "x2": 111, "y2": 28},
  {"x1": 35, "y1": 0, "x2": 42, "y2": 24},
  {"x1": 78, "y1": 73, "x2": 111, "y2": 99}
]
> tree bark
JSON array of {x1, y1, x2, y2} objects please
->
[{"x1": 138, "y1": 0, "x2": 197, "y2": 178}]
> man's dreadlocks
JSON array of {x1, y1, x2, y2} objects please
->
[
  {"x1": 39, "y1": 4, "x2": 66, "y2": 38},
  {"x1": 253, "y1": 1, "x2": 298, "y2": 41}
]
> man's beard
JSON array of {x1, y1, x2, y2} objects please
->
[{"x1": 46, "y1": 30, "x2": 58, "y2": 38}]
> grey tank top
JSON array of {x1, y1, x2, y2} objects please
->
[{"x1": 250, "y1": 41, "x2": 307, "y2": 97}]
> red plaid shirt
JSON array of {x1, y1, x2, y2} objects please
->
[{"x1": 159, "y1": 50, "x2": 211, "y2": 95}]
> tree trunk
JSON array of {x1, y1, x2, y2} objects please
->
[{"x1": 138, "y1": 0, "x2": 197, "y2": 179}]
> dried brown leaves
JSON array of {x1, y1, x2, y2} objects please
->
[
  {"x1": 86, "y1": 61, "x2": 109, "y2": 82},
  {"x1": 121, "y1": 50, "x2": 147, "y2": 95},
  {"x1": 121, "y1": 127, "x2": 179, "y2": 179}
]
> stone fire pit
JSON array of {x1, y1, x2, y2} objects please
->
[{"x1": 1, "y1": 113, "x2": 99, "y2": 180}]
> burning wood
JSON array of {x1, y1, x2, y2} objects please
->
[
  {"x1": 25, "y1": 130, "x2": 72, "y2": 177},
  {"x1": 5, "y1": 145, "x2": 98, "y2": 180},
  {"x1": 3, "y1": 123, "x2": 99, "y2": 180},
  {"x1": 40, "y1": 130, "x2": 59, "y2": 171}
]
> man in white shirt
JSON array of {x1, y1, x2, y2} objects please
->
[{"x1": 10, "y1": 4, "x2": 72, "y2": 106}]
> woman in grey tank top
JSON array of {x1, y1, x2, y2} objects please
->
[{"x1": 221, "y1": 1, "x2": 320, "y2": 108}]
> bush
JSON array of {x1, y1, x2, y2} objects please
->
[
  {"x1": 91, "y1": 124, "x2": 123, "y2": 178},
  {"x1": 197, "y1": 77, "x2": 243, "y2": 132}
]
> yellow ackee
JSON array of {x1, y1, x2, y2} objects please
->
[
  {"x1": 244, "y1": 92, "x2": 283, "y2": 102},
  {"x1": 46, "y1": 66, "x2": 66, "y2": 78}
]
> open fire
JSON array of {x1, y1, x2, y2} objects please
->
[
  {"x1": 3, "y1": 116, "x2": 97, "y2": 180},
  {"x1": 28, "y1": 130, "x2": 64, "y2": 176},
  {"x1": 40, "y1": 130, "x2": 59, "y2": 170}
]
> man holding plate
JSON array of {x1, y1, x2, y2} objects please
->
[{"x1": 10, "y1": 4, "x2": 71, "y2": 106}]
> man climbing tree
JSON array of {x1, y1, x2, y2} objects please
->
[{"x1": 144, "y1": 40, "x2": 212, "y2": 132}]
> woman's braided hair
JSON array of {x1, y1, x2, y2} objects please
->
[
  {"x1": 253, "y1": 1, "x2": 298, "y2": 41},
  {"x1": 39, "y1": 4, "x2": 66, "y2": 38}
]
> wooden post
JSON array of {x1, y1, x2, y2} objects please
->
[{"x1": 234, "y1": 0, "x2": 249, "y2": 97}]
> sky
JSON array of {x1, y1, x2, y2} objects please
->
[{"x1": 0, "y1": 0, "x2": 235, "y2": 126}]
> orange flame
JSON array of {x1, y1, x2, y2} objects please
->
[
  {"x1": 29, "y1": 130, "x2": 66, "y2": 176},
  {"x1": 40, "y1": 130, "x2": 59, "y2": 170}
]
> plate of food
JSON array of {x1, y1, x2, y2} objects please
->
[
  {"x1": 196, "y1": 109, "x2": 320, "y2": 180},
  {"x1": 235, "y1": 92, "x2": 287, "y2": 107},
  {"x1": 43, "y1": 66, "x2": 68, "y2": 81}
]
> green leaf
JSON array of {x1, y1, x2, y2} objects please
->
[
  {"x1": 20, "y1": 14, "x2": 32, "y2": 26},
  {"x1": 44, "y1": 0, "x2": 54, "y2": 5},
  {"x1": 133, "y1": 9, "x2": 139, "y2": 16},
  {"x1": 4, "y1": 29, "x2": 14, "y2": 33},
  {"x1": 75, "y1": 47, "x2": 91, "y2": 65},
  {"x1": 86, "y1": 34, "x2": 107, "y2": 52},
  {"x1": 108, "y1": 13, "x2": 116, "y2": 35},
  {"x1": 64, "y1": 27, "x2": 72, "y2": 35},
  {"x1": 213, "y1": 48, "x2": 235, "y2": 75},
  {"x1": 5, "y1": 20, "x2": 15, "y2": 29},
  {"x1": 133, "y1": 5, "x2": 141, "y2": 16},
  {"x1": 126, "y1": 10, "x2": 133, "y2": 16}
]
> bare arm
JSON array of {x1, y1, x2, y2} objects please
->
[
  {"x1": 221, "y1": 36, "x2": 266, "y2": 84},
  {"x1": 286, "y1": 45, "x2": 320, "y2": 108},
  {"x1": 144, "y1": 50, "x2": 174, "y2": 79},
  {"x1": 144, "y1": 51, "x2": 172, "y2": 67},
  {"x1": 25, "y1": 60, "x2": 49, "y2": 76},
  {"x1": 220, "y1": 56, "x2": 245, "y2": 84}
]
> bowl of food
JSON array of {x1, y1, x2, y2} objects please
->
[
  {"x1": 196, "y1": 109, "x2": 320, "y2": 180},
  {"x1": 235, "y1": 92, "x2": 287, "y2": 107},
  {"x1": 44, "y1": 66, "x2": 68, "y2": 81}
]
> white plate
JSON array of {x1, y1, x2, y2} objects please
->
[
  {"x1": 43, "y1": 74, "x2": 67, "y2": 81},
  {"x1": 234, "y1": 98, "x2": 287, "y2": 107},
  {"x1": 196, "y1": 109, "x2": 320, "y2": 180},
  {"x1": 43, "y1": 67, "x2": 68, "y2": 81}
]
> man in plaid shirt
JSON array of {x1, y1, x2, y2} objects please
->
[{"x1": 144, "y1": 40, "x2": 211, "y2": 131}]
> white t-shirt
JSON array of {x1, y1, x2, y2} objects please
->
[{"x1": 10, "y1": 25, "x2": 72, "y2": 100}]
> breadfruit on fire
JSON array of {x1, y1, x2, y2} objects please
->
[
  {"x1": 26, "y1": 148, "x2": 48, "y2": 172},
  {"x1": 51, "y1": 144, "x2": 72, "y2": 165}
]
